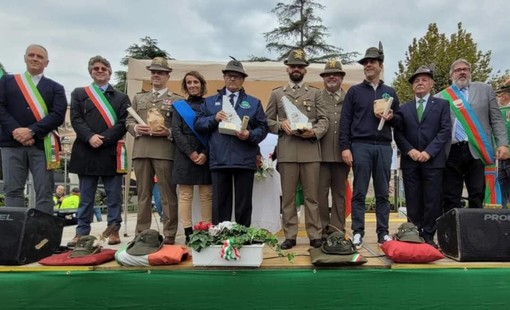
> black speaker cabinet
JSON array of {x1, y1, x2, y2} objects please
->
[
  {"x1": 437, "y1": 208, "x2": 510, "y2": 262},
  {"x1": 0, "y1": 207, "x2": 65, "y2": 265}
]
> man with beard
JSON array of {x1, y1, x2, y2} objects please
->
[
  {"x1": 318, "y1": 60, "x2": 350, "y2": 238},
  {"x1": 436, "y1": 59, "x2": 508, "y2": 212},
  {"x1": 265, "y1": 49, "x2": 329, "y2": 249},
  {"x1": 339, "y1": 45, "x2": 400, "y2": 248}
]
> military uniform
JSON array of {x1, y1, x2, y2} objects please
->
[
  {"x1": 265, "y1": 82, "x2": 329, "y2": 241},
  {"x1": 318, "y1": 88, "x2": 350, "y2": 236},
  {"x1": 126, "y1": 89, "x2": 184, "y2": 240}
]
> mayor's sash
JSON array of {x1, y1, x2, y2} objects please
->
[
  {"x1": 441, "y1": 85, "x2": 501, "y2": 205},
  {"x1": 14, "y1": 72, "x2": 60, "y2": 170},
  {"x1": 84, "y1": 84, "x2": 127, "y2": 173},
  {"x1": 441, "y1": 85, "x2": 494, "y2": 164},
  {"x1": 173, "y1": 100, "x2": 208, "y2": 147}
]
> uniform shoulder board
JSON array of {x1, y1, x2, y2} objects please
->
[
  {"x1": 307, "y1": 84, "x2": 319, "y2": 89},
  {"x1": 272, "y1": 85, "x2": 284, "y2": 91},
  {"x1": 137, "y1": 90, "x2": 149, "y2": 94}
]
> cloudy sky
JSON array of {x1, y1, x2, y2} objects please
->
[{"x1": 1, "y1": 0, "x2": 508, "y2": 98}]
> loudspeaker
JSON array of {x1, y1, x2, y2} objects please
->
[
  {"x1": 437, "y1": 208, "x2": 510, "y2": 262},
  {"x1": 0, "y1": 207, "x2": 65, "y2": 265}
]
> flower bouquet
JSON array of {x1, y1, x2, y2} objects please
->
[
  {"x1": 255, "y1": 156, "x2": 275, "y2": 181},
  {"x1": 188, "y1": 221, "x2": 294, "y2": 266}
]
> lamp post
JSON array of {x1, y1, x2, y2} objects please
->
[{"x1": 61, "y1": 137, "x2": 71, "y2": 191}]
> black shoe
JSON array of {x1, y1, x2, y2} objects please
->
[
  {"x1": 280, "y1": 239, "x2": 296, "y2": 250},
  {"x1": 184, "y1": 227, "x2": 193, "y2": 245},
  {"x1": 424, "y1": 238, "x2": 439, "y2": 249},
  {"x1": 309, "y1": 239, "x2": 323, "y2": 248}
]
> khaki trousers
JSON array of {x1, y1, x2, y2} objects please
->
[
  {"x1": 178, "y1": 184, "x2": 212, "y2": 228},
  {"x1": 133, "y1": 158, "x2": 177, "y2": 238},
  {"x1": 279, "y1": 162, "x2": 322, "y2": 240}
]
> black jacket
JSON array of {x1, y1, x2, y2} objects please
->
[{"x1": 69, "y1": 85, "x2": 129, "y2": 176}]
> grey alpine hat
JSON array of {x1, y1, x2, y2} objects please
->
[
  {"x1": 408, "y1": 65, "x2": 434, "y2": 84},
  {"x1": 284, "y1": 48, "x2": 309, "y2": 66},
  {"x1": 69, "y1": 235, "x2": 100, "y2": 258},
  {"x1": 319, "y1": 60, "x2": 346, "y2": 77},
  {"x1": 358, "y1": 42, "x2": 384, "y2": 64},
  {"x1": 395, "y1": 223, "x2": 424, "y2": 243},
  {"x1": 222, "y1": 57, "x2": 248, "y2": 77},
  {"x1": 146, "y1": 57, "x2": 173, "y2": 72},
  {"x1": 126, "y1": 229, "x2": 164, "y2": 256}
]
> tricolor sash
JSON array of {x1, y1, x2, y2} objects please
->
[
  {"x1": 441, "y1": 85, "x2": 500, "y2": 204},
  {"x1": 173, "y1": 100, "x2": 208, "y2": 147},
  {"x1": 85, "y1": 84, "x2": 127, "y2": 173},
  {"x1": 14, "y1": 72, "x2": 60, "y2": 170}
]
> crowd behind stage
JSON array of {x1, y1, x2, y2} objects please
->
[{"x1": 1, "y1": 43, "x2": 510, "y2": 251}]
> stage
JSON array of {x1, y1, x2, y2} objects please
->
[{"x1": 1, "y1": 214, "x2": 510, "y2": 309}]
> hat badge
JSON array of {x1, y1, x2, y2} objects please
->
[{"x1": 293, "y1": 49, "x2": 305, "y2": 60}]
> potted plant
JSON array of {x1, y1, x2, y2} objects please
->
[{"x1": 188, "y1": 221, "x2": 294, "y2": 267}]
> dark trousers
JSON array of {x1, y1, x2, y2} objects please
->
[
  {"x1": 350, "y1": 142, "x2": 392, "y2": 239},
  {"x1": 402, "y1": 166, "x2": 443, "y2": 238},
  {"x1": 76, "y1": 174, "x2": 122, "y2": 236},
  {"x1": 211, "y1": 169, "x2": 254, "y2": 227},
  {"x1": 442, "y1": 142, "x2": 485, "y2": 213},
  {"x1": 498, "y1": 159, "x2": 510, "y2": 208}
]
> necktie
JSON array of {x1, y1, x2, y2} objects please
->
[
  {"x1": 455, "y1": 119, "x2": 467, "y2": 142},
  {"x1": 293, "y1": 84, "x2": 299, "y2": 92},
  {"x1": 461, "y1": 87, "x2": 469, "y2": 102},
  {"x1": 417, "y1": 98, "x2": 424, "y2": 122},
  {"x1": 152, "y1": 92, "x2": 159, "y2": 100},
  {"x1": 229, "y1": 93, "x2": 235, "y2": 106}
]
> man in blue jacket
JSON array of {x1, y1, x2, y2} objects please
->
[
  {"x1": 194, "y1": 58, "x2": 268, "y2": 226},
  {"x1": 0, "y1": 44, "x2": 67, "y2": 214},
  {"x1": 339, "y1": 44, "x2": 400, "y2": 248}
]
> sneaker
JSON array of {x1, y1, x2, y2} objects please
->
[
  {"x1": 67, "y1": 235, "x2": 82, "y2": 248},
  {"x1": 352, "y1": 233, "x2": 363, "y2": 249},
  {"x1": 378, "y1": 234, "x2": 392, "y2": 244}
]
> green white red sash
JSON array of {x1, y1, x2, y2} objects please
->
[
  {"x1": 14, "y1": 72, "x2": 60, "y2": 170},
  {"x1": 441, "y1": 85, "x2": 501, "y2": 205},
  {"x1": 84, "y1": 84, "x2": 127, "y2": 173}
]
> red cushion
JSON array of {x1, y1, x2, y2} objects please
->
[
  {"x1": 39, "y1": 249, "x2": 116, "y2": 266},
  {"x1": 381, "y1": 240, "x2": 444, "y2": 263}
]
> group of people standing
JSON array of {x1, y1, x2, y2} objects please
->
[{"x1": 1, "y1": 43, "x2": 508, "y2": 251}]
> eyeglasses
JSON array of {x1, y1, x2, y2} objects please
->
[
  {"x1": 453, "y1": 67, "x2": 470, "y2": 74},
  {"x1": 150, "y1": 71, "x2": 167, "y2": 76},
  {"x1": 225, "y1": 73, "x2": 243, "y2": 80},
  {"x1": 92, "y1": 66, "x2": 108, "y2": 72}
]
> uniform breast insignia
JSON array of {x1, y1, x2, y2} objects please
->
[{"x1": 303, "y1": 99, "x2": 311, "y2": 112}]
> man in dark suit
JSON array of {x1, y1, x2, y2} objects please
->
[
  {"x1": 436, "y1": 59, "x2": 508, "y2": 211},
  {"x1": 394, "y1": 66, "x2": 451, "y2": 247},
  {"x1": 0, "y1": 44, "x2": 67, "y2": 214},
  {"x1": 67, "y1": 55, "x2": 129, "y2": 247}
]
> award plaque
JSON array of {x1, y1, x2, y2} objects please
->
[
  {"x1": 281, "y1": 96, "x2": 312, "y2": 131},
  {"x1": 219, "y1": 95, "x2": 242, "y2": 135}
]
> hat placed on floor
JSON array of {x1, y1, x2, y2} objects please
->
[
  {"x1": 126, "y1": 229, "x2": 164, "y2": 256},
  {"x1": 395, "y1": 223, "x2": 424, "y2": 243},
  {"x1": 69, "y1": 236, "x2": 101, "y2": 258},
  {"x1": 321, "y1": 228, "x2": 355, "y2": 255}
]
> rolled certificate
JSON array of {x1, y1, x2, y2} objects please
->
[
  {"x1": 377, "y1": 97, "x2": 393, "y2": 131},
  {"x1": 127, "y1": 107, "x2": 147, "y2": 125},
  {"x1": 240, "y1": 116, "x2": 250, "y2": 131}
]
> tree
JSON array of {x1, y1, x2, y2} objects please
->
[
  {"x1": 0, "y1": 62, "x2": 5, "y2": 76},
  {"x1": 263, "y1": 0, "x2": 358, "y2": 63},
  {"x1": 489, "y1": 69, "x2": 510, "y2": 90},
  {"x1": 393, "y1": 23, "x2": 492, "y2": 102},
  {"x1": 114, "y1": 36, "x2": 171, "y2": 92}
]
